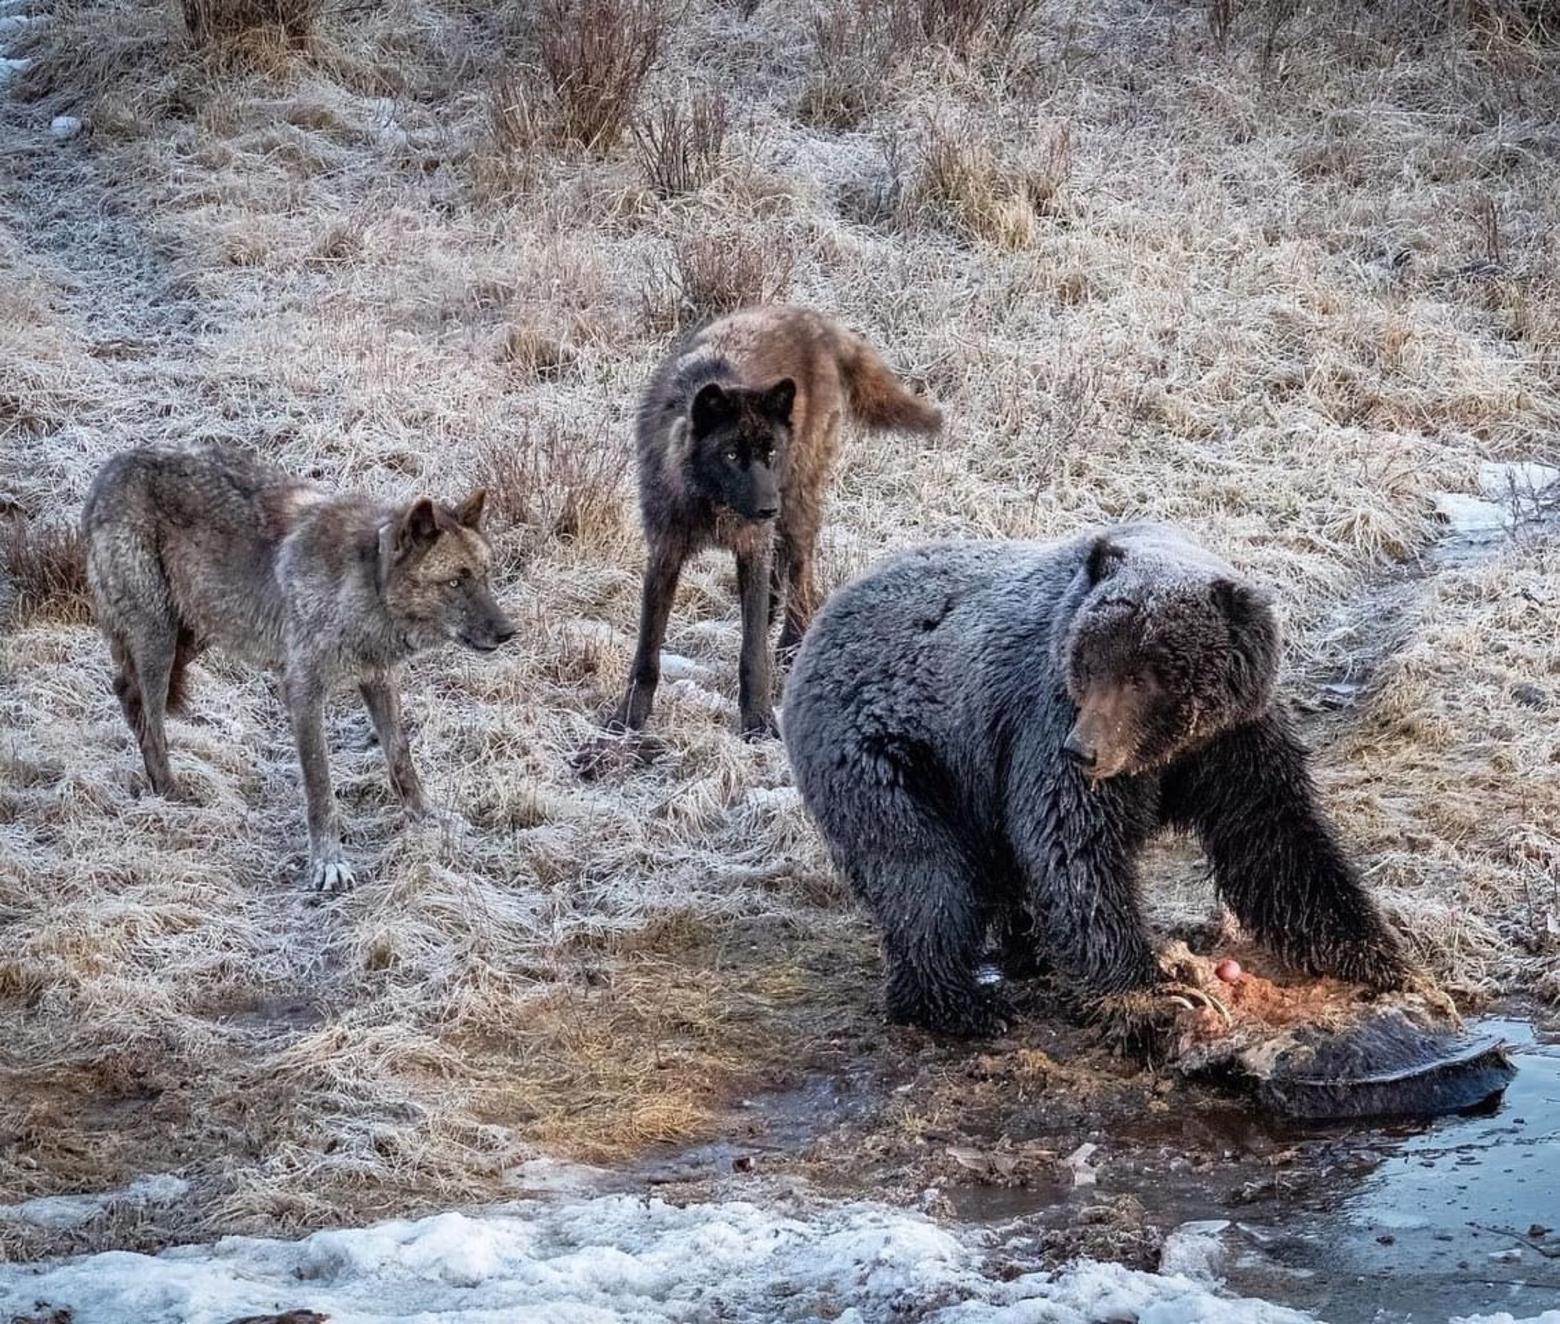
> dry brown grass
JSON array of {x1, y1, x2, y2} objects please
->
[
  {"x1": 180, "y1": 0, "x2": 317, "y2": 47},
  {"x1": 1, "y1": 0, "x2": 1559, "y2": 1261},
  {"x1": 640, "y1": 229, "x2": 797, "y2": 333},
  {"x1": 539, "y1": 0, "x2": 672, "y2": 153},
  {"x1": 633, "y1": 90, "x2": 731, "y2": 197},
  {"x1": 0, "y1": 518, "x2": 90, "y2": 626}
]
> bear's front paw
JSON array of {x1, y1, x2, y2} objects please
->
[
  {"x1": 888, "y1": 985, "x2": 1015, "y2": 1039},
  {"x1": 1090, "y1": 983, "x2": 1228, "y2": 1056}
]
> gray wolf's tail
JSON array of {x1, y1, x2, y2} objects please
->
[{"x1": 833, "y1": 328, "x2": 943, "y2": 435}]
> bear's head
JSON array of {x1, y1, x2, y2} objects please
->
[{"x1": 1056, "y1": 533, "x2": 1280, "y2": 780}]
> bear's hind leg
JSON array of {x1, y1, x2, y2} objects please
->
[{"x1": 845, "y1": 834, "x2": 1008, "y2": 1038}]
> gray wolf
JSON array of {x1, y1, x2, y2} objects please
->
[
  {"x1": 610, "y1": 305, "x2": 941, "y2": 741},
  {"x1": 782, "y1": 524, "x2": 1417, "y2": 1039},
  {"x1": 82, "y1": 446, "x2": 514, "y2": 892}
]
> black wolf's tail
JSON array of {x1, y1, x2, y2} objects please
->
[{"x1": 833, "y1": 328, "x2": 943, "y2": 435}]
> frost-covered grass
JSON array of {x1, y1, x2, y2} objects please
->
[{"x1": 1, "y1": 0, "x2": 1558, "y2": 1263}]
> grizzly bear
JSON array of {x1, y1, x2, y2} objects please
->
[{"x1": 782, "y1": 524, "x2": 1418, "y2": 1038}]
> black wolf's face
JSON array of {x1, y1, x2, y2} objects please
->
[
  {"x1": 685, "y1": 378, "x2": 795, "y2": 522},
  {"x1": 385, "y1": 490, "x2": 517, "y2": 653}
]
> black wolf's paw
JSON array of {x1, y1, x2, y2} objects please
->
[
  {"x1": 571, "y1": 730, "x2": 666, "y2": 781},
  {"x1": 739, "y1": 710, "x2": 781, "y2": 743}
]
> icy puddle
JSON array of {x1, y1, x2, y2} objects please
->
[{"x1": 1212, "y1": 1018, "x2": 1560, "y2": 1324}]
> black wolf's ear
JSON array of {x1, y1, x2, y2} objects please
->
[
  {"x1": 690, "y1": 382, "x2": 735, "y2": 437},
  {"x1": 762, "y1": 378, "x2": 796, "y2": 425},
  {"x1": 455, "y1": 488, "x2": 487, "y2": 530},
  {"x1": 396, "y1": 497, "x2": 440, "y2": 556},
  {"x1": 1085, "y1": 535, "x2": 1124, "y2": 586}
]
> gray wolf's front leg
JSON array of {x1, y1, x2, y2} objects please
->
[
  {"x1": 360, "y1": 672, "x2": 429, "y2": 819},
  {"x1": 286, "y1": 666, "x2": 353, "y2": 893}
]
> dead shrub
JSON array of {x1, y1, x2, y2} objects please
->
[
  {"x1": 916, "y1": 0, "x2": 1044, "y2": 57},
  {"x1": 475, "y1": 424, "x2": 629, "y2": 564},
  {"x1": 538, "y1": 0, "x2": 670, "y2": 153},
  {"x1": 498, "y1": 324, "x2": 581, "y2": 381},
  {"x1": 640, "y1": 231, "x2": 797, "y2": 335},
  {"x1": 799, "y1": 0, "x2": 915, "y2": 129},
  {"x1": 180, "y1": 0, "x2": 317, "y2": 45},
  {"x1": 904, "y1": 119, "x2": 1070, "y2": 247},
  {"x1": 632, "y1": 91, "x2": 730, "y2": 198},
  {"x1": 1, "y1": 518, "x2": 91, "y2": 625}
]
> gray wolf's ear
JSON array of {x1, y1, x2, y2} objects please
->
[
  {"x1": 396, "y1": 497, "x2": 440, "y2": 556},
  {"x1": 456, "y1": 488, "x2": 487, "y2": 530},
  {"x1": 690, "y1": 382, "x2": 734, "y2": 437},
  {"x1": 1085, "y1": 535, "x2": 1124, "y2": 586},
  {"x1": 763, "y1": 378, "x2": 796, "y2": 425}
]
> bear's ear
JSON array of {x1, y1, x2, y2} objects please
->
[
  {"x1": 690, "y1": 382, "x2": 735, "y2": 437},
  {"x1": 762, "y1": 378, "x2": 796, "y2": 426},
  {"x1": 1085, "y1": 535, "x2": 1125, "y2": 586},
  {"x1": 1212, "y1": 578, "x2": 1280, "y2": 695}
]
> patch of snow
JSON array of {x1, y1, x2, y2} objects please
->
[
  {"x1": 1158, "y1": 1219, "x2": 1231, "y2": 1282},
  {"x1": 50, "y1": 114, "x2": 82, "y2": 139},
  {"x1": 0, "y1": 55, "x2": 33, "y2": 82},
  {"x1": 0, "y1": 1175, "x2": 190, "y2": 1231},
  {"x1": 0, "y1": 12, "x2": 42, "y2": 33},
  {"x1": 0, "y1": 1190, "x2": 1323, "y2": 1324},
  {"x1": 1434, "y1": 492, "x2": 1508, "y2": 539},
  {"x1": 658, "y1": 651, "x2": 712, "y2": 682},
  {"x1": 1479, "y1": 460, "x2": 1560, "y2": 500},
  {"x1": 502, "y1": 1156, "x2": 615, "y2": 1195},
  {"x1": 1455, "y1": 1314, "x2": 1560, "y2": 1324}
]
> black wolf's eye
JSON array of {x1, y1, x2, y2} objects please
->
[{"x1": 725, "y1": 449, "x2": 739, "y2": 462}]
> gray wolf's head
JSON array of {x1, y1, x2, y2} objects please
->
[{"x1": 383, "y1": 490, "x2": 516, "y2": 653}]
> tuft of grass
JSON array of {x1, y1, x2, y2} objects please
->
[
  {"x1": 1, "y1": 518, "x2": 91, "y2": 626},
  {"x1": 632, "y1": 91, "x2": 731, "y2": 198},
  {"x1": 475, "y1": 423, "x2": 630, "y2": 566},
  {"x1": 916, "y1": 0, "x2": 1044, "y2": 58},
  {"x1": 180, "y1": 0, "x2": 317, "y2": 46},
  {"x1": 799, "y1": 0, "x2": 915, "y2": 129},
  {"x1": 640, "y1": 231, "x2": 796, "y2": 334},
  {"x1": 904, "y1": 117, "x2": 1070, "y2": 247},
  {"x1": 538, "y1": 0, "x2": 670, "y2": 153}
]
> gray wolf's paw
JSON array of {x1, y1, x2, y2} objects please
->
[{"x1": 309, "y1": 853, "x2": 355, "y2": 894}]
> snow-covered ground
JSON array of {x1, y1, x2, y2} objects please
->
[{"x1": 3, "y1": 1187, "x2": 1556, "y2": 1324}]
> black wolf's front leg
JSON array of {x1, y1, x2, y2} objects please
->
[
  {"x1": 612, "y1": 544, "x2": 684, "y2": 732},
  {"x1": 1162, "y1": 710, "x2": 1415, "y2": 991},
  {"x1": 735, "y1": 543, "x2": 776, "y2": 740},
  {"x1": 361, "y1": 672, "x2": 428, "y2": 818},
  {"x1": 286, "y1": 666, "x2": 352, "y2": 893}
]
